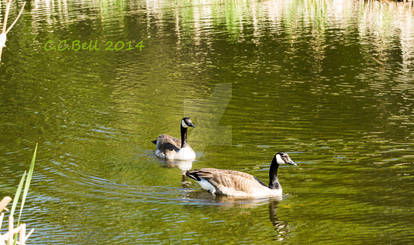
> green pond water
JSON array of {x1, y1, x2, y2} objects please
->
[{"x1": 1, "y1": 0, "x2": 414, "y2": 244}]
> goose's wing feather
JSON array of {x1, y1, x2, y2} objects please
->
[
  {"x1": 188, "y1": 168, "x2": 267, "y2": 195},
  {"x1": 154, "y1": 134, "x2": 181, "y2": 152}
]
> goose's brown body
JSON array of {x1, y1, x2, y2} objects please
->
[
  {"x1": 186, "y1": 152, "x2": 297, "y2": 198},
  {"x1": 186, "y1": 168, "x2": 281, "y2": 197},
  {"x1": 154, "y1": 134, "x2": 195, "y2": 160}
]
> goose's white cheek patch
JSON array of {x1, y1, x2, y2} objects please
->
[{"x1": 276, "y1": 154, "x2": 285, "y2": 164}]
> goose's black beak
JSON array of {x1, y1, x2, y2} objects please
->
[
  {"x1": 188, "y1": 122, "x2": 196, "y2": 128},
  {"x1": 288, "y1": 160, "x2": 297, "y2": 166},
  {"x1": 285, "y1": 156, "x2": 297, "y2": 166},
  {"x1": 282, "y1": 153, "x2": 296, "y2": 166}
]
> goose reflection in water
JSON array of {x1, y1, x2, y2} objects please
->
[
  {"x1": 268, "y1": 199, "x2": 290, "y2": 241},
  {"x1": 182, "y1": 191, "x2": 290, "y2": 240},
  {"x1": 161, "y1": 159, "x2": 195, "y2": 187}
]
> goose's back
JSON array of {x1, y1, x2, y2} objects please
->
[
  {"x1": 154, "y1": 134, "x2": 180, "y2": 159},
  {"x1": 154, "y1": 134, "x2": 195, "y2": 160},
  {"x1": 189, "y1": 168, "x2": 277, "y2": 197}
]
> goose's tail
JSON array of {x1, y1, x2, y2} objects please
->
[{"x1": 185, "y1": 170, "x2": 201, "y2": 181}]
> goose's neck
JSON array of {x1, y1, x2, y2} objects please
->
[
  {"x1": 180, "y1": 126, "x2": 188, "y2": 148},
  {"x1": 269, "y1": 157, "x2": 280, "y2": 189}
]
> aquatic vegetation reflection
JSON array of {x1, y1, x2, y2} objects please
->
[{"x1": 27, "y1": 0, "x2": 414, "y2": 70}]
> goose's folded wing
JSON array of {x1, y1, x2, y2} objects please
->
[
  {"x1": 192, "y1": 168, "x2": 267, "y2": 194},
  {"x1": 156, "y1": 134, "x2": 181, "y2": 151}
]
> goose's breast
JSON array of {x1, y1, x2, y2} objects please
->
[{"x1": 174, "y1": 146, "x2": 196, "y2": 160}]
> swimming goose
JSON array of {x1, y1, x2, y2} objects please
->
[
  {"x1": 185, "y1": 152, "x2": 296, "y2": 197},
  {"x1": 152, "y1": 117, "x2": 196, "y2": 160}
]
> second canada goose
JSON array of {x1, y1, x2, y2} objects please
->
[
  {"x1": 185, "y1": 152, "x2": 296, "y2": 197},
  {"x1": 152, "y1": 117, "x2": 196, "y2": 160}
]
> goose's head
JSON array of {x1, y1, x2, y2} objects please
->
[
  {"x1": 181, "y1": 117, "x2": 196, "y2": 128},
  {"x1": 275, "y1": 152, "x2": 296, "y2": 166}
]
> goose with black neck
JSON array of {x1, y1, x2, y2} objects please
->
[
  {"x1": 152, "y1": 117, "x2": 196, "y2": 160},
  {"x1": 186, "y1": 152, "x2": 296, "y2": 198}
]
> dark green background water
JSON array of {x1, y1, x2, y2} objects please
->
[{"x1": 1, "y1": 0, "x2": 414, "y2": 244}]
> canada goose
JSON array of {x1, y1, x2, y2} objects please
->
[
  {"x1": 185, "y1": 152, "x2": 296, "y2": 197},
  {"x1": 152, "y1": 117, "x2": 196, "y2": 160}
]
